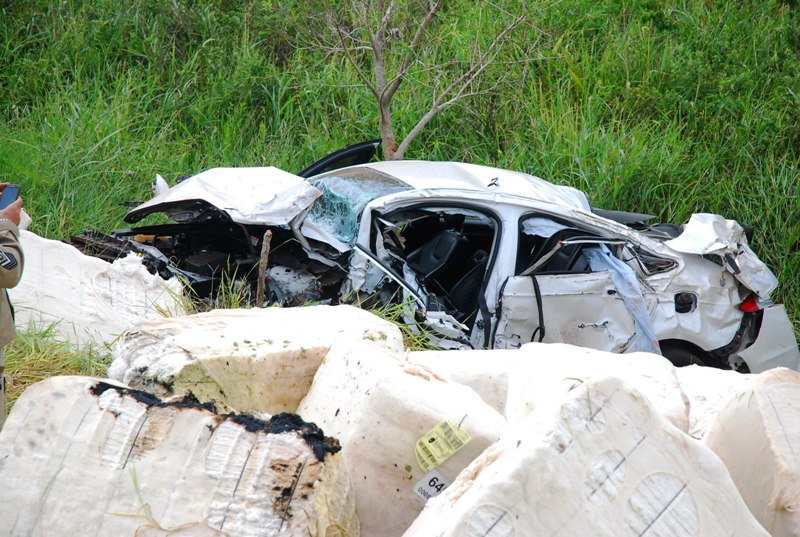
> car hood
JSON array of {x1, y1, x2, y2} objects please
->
[
  {"x1": 665, "y1": 213, "x2": 778, "y2": 297},
  {"x1": 124, "y1": 167, "x2": 322, "y2": 225}
]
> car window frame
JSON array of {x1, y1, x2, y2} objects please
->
[
  {"x1": 515, "y1": 211, "x2": 676, "y2": 277},
  {"x1": 370, "y1": 200, "x2": 504, "y2": 345}
]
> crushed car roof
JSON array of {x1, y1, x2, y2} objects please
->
[
  {"x1": 124, "y1": 161, "x2": 592, "y2": 226},
  {"x1": 363, "y1": 161, "x2": 591, "y2": 211}
]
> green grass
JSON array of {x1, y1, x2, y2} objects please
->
[
  {"x1": 3, "y1": 325, "x2": 111, "y2": 414},
  {"x1": 1, "y1": 0, "x2": 798, "y2": 387},
  {"x1": 367, "y1": 299, "x2": 442, "y2": 352}
]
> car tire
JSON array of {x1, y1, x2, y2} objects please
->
[{"x1": 661, "y1": 343, "x2": 707, "y2": 368}]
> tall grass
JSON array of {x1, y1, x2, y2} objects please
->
[
  {"x1": 3, "y1": 325, "x2": 111, "y2": 413},
  {"x1": 1, "y1": 0, "x2": 798, "y2": 322}
]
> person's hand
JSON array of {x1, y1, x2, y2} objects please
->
[{"x1": 0, "y1": 197, "x2": 23, "y2": 227}]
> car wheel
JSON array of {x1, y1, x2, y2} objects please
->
[{"x1": 661, "y1": 344, "x2": 707, "y2": 368}]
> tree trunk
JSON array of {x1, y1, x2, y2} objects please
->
[{"x1": 379, "y1": 95, "x2": 400, "y2": 160}]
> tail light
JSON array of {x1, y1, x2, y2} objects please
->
[{"x1": 738, "y1": 294, "x2": 762, "y2": 313}]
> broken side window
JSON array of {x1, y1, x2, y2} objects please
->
[
  {"x1": 305, "y1": 167, "x2": 412, "y2": 244},
  {"x1": 619, "y1": 243, "x2": 677, "y2": 275},
  {"x1": 516, "y1": 216, "x2": 610, "y2": 275},
  {"x1": 516, "y1": 215, "x2": 676, "y2": 277}
]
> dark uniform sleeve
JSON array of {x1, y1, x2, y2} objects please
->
[{"x1": 0, "y1": 219, "x2": 23, "y2": 290}]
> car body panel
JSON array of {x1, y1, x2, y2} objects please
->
[
  {"x1": 738, "y1": 305, "x2": 800, "y2": 373},
  {"x1": 648, "y1": 255, "x2": 745, "y2": 349},
  {"x1": 665, "y1": 213, "x2": 778, "y2": 297},
  {"x1": 494, "y1": 273, "x2": 637, "y2": 352},
  {"x1": 364, "y1": 161, "x2": 592, "y2": 211},
  {"x1": 125, "y1": 167, "x2": 321, "y2": 226}
]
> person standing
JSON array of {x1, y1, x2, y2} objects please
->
[{"x1": 0, "y1": 186, "x2": 24, "y2": 430}]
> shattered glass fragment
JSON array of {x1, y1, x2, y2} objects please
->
[{"x1": 307, "y1": 168, "x2": 411, "y2": 243}]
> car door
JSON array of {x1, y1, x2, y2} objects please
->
[
  {"x1": 492, "y1": 215, "x2": 649, "y2": 353},
  {"x1": 493, "y1": 272, "x2": 637, "y2": 351},
  {"x1": 297, "y1": 140, "x2": 381, "y2": 178}
]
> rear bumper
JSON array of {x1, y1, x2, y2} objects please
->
[{"x1": 738, "y1": 304, "x2": 800, "y2": 373}]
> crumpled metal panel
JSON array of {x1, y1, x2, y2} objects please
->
[
  {"x1": 738, "y1": 305, "x2": 800, "y2": 373},
  {"x1": 366, "y1": 160, "x2": 592, "y2": 211},
  {"x1": 494, "y1": 273, "x2": 637, "y2": 353},
  {"x1": 125, "y1": 167, "x2": 321, "y2": 226},
  {"x1": 665, "y1": 213, "x2": 778, "y2": 297},
  {"x1": 648, "y1": 259, "x2": 744, "y2": 350}
]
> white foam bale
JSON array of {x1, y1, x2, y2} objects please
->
[
  {"x1": 8, "y1": 230, "x2": 185, "y2": 348},
  {"x1": 675, "y1": 364, "x2": 755, "y2": 439},
  {"x1": 703, "y1": 368, "x2": 800, "y2": 536},
  {"x1": 406, "y1": 349, "x2": 526, "y2": 414},
  {"x1": 109, "y1": 304, "x2": 403, "y2": 414},
  {"x1": 403, "y1": 376, "x2": 770, "y2": 537},
  {"x1": 297, "y1": 337, "x2": 508, "y2": 537},
  {"x1": 0, "y1": 376, "x2": 357, "y2": 537},
  {"x1": 505, "y1": 342, "x2": 689, "y2": 432}
]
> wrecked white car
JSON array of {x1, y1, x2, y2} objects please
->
[{"x1": 75, "y1": 143, "x2": 800, "y2": 373}]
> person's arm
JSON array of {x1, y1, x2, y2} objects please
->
[{"x1": 0, "y1": 194, "x2": 24, "y2": 289}]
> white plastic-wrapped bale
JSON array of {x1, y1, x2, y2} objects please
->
[
  {"x1": 297, "y1": 337, "x2": 508, "y2": 537},
  {"x1": 8, "y1": 230, "x2": 185, "y2": 348},
  {"x1": 108, "y1": 305, "x2": 403, "y2": 414},
  {"x1": 703, "y1": 367, "x2": 800, "y2": 536},
  {"x1": 403, "y1": 376, "x2": 770, "y2": 537},
  {"x1": 405, "y1": 349, "x2": 525, "y2": 414},
  {"x1": 675, "y1": 364, "x2": 755, "y2": 439},
  {"x1": 0, "y1": 376, "x2": 357, "y2": 537},
  {"x1": 504, "y1": 342, "x2": 689, "y2": 432}
]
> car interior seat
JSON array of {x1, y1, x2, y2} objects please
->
[
  {"x1": 448, "y1": 249, "x2": 489, "y2": 323},
  {"x1": 406, "y1": 229, "x2": 470, "y2": 292},
  {"x1": 531, "y1": 229, "x2": 593, "y2": 273}
]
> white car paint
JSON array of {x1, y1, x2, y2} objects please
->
[
  {"x1": 738, "y1": 305, "x2": 800, "y2": 373},
  {"x1": 343, "y1": 167, "x2": 797, "y2": 370},
  {"x1": 128, "y1": 166, "x2": 322, "y2": 226},
  {"x1": 665, "y1": 213, "x2": 778, "y2": 297}
]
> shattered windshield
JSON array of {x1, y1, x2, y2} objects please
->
[{"x1": 306, "y1": 167, "x2": 412, "y2": 243}]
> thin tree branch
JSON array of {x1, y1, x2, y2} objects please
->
[
  {"x1": 352, "y1": 0, "x2": 370, "y2": 27},
  {"x1": 316, "y1": 44, "x2": 374, "y2": 53},
  {"x1": 394, "y1": 14, "x2": 525, "y2": 158},
  {"x1": 379, "y1": 0, "x2": 397, "y2": 36},
  {"x1": 445, "y1": 14, "x2": 524, "y2": 96},
  {"x1": 326, "y1": 3, "x2": 379, "y2": 98},
  {"x1": 383, "y1": 0, "x2": 444, "y2": 102}
]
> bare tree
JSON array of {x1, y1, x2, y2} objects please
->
[{"x1": 321, "y1": 1, "x2": 525, "y2": 160}]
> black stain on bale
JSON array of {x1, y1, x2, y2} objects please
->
[
  {"x1": 226, "y1": 412, "x2": 341, "y2": 461},
  {"x1": 90, "y1": 382, "x2": 340, "y2": 462},
  {"x1": 90, "y1": 381, "x2": 218, "y2": 413}
]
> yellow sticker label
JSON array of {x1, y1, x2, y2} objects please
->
[{"x1": 415, "y1": 419, "x2": 472, "y2": 472}]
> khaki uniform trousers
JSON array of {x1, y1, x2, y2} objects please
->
[{"x1": 0, "y1": 349, "x2": 5, "y2": 431}]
